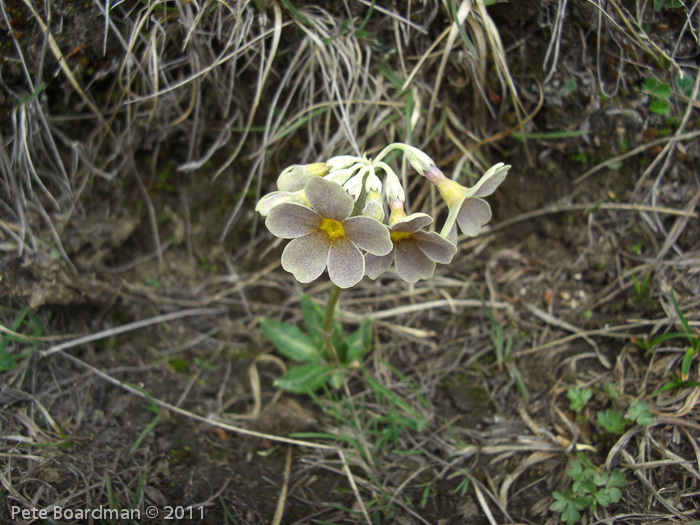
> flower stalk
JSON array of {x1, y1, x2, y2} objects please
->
[{"x1": 320, "y1": 284, "x2": 343, "y2": 366}]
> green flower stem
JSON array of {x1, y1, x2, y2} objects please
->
[
  {"x1": 321, "y1": 284, "x2": 342, "y2": 366},
  {"x1": 373, "y1": 143, "x2": 404, "y2": 164}
]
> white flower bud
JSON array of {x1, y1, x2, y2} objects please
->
[
  {"x1": 385, "y1": 171, "x2": 405, "y2": 202},
  {"x1": 403, "y1": 146, "x2": 436, "y2": 175},
  {"x1": 327, "y1": 155, "x2": 363, "y2": 172},
  {"x1": 324, "y1": 163, "x2": 363, "y2": 186},
  {"x1": 343, "y1": 171, "x2": 366, "y2": 202}
]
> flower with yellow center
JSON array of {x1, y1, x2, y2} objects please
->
[
  {"x1": 424, "y1": 163, "x2": 510, "y2": 239},
  {"x1": 365, "y1": 201, "x2": 457, "y2": 283},
  {"x1": 265, "y1": 177, "x2": 392, "y2": 288}
]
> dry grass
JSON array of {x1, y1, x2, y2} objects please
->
[{"x1": 2, "y1": 0, "x2": 700, "y2": 523}]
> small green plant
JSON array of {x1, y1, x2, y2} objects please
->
[
  {"x1": 260, "y1": 293, "x2": 372, "y2": 392},
  {"x1": 596, "y1": 409, "x2": 626, "y2": 434},
  {"x1": 641, "y1": 77, "x2": 672, "y2": 115},
  {"x1": 654, "y1": 0, "x2": 684, "y2": 11},
  {"x1": 550, "y1": 457, "x2": 626, "y2": 524},
  {"x1": 0, "y1": 305, "x2": 47, "y2": 376},
  {"x1": 634, "y1": 290, "x2": 700, "y2": 395},
  {"x1": 567, "y1": 387, "x2": 592, "y2": 413},
  {"x1": 128, "y1": 383, "x2": 163, "y2": 453},
  {"x1": 632, "y1": 271, "x2": 652, "y2": 302},
  {"x1": 675, "y1": 71, "x2": 697, "y2": 99}
]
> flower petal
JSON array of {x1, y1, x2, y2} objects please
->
[
  {"x1": 365, "y1": 250, "x2": 394, "y2": 279},
  {"x1": 256, "y1": 191, "x2": 303, "y2": 217},
  {"x1": 390, "y1": 212, "x2": 433, "y2": 233},
  {"x1": 281, "y1": 233, "x2": 329, "y2": 283},
  {"x1": 456, "y1": 197, "x2": 492, "y2": 237},
  {"x1": 327, "y1": 238, "x2": 365, "y2": 288},
  {"x1": 413, "y1": 230, "x2": 457, "y2": 264},
  {"x1": 305, "y1": 176, "x2": 353, "y2": 221},
  {"x1": 394, "y1": 241, "x2": 436, "y2": 283},
  {"x1": 343, "y1": 216, "x2": 392, "y2": 256},
  {"x1": 446, "y1": 224, "x2": 458, "y2": 246},
  {"x1": 266, "y1": 203, "x2": 321, "y2": 238},
  {"x1": 472, "y1": 163, "x2": 510, "y2": 197}
]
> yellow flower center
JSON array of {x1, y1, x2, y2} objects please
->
[
  {"x1": 390, "y1": 230, "x2": 412, "y2": 243},
  {"x1": 320, "y1": 218, "x2": 345, "y2": 242}
]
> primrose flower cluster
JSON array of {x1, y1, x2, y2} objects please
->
[{"x1": 256, "y1": 144, "x2": 510, "y2": 288}]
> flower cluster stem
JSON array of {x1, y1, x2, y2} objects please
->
[{"x1": 321, "y1": 284, "x2": 342, "y2": 366}]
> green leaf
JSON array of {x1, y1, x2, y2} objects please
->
[
  {"x1": 345, "y1": 318, "x2": 372, "y2": 363},
  {"x1": 675, "y1": 72, "x2": 696, "y2": 98},
  {"x1": 625, "y1": 401, "x2": 653, "y2": 426},
  {"x1": 566, "y1": 460, "x2": 586, "y2": 481},
  {"x1": 274, "y1": 363, "x2": 331, "y2": 393},
  {"x1": 597, "y1": 409, "x2": 627, "y2": 434},
  {"x1": 549, "y1": 491, "x2": 584, "y2": 524},
  {"x1": 608, "y1": 470, "x2": 626, "y2": 488},
  {"x1": 567, "y1": 387, "x2": 593, "y2": 412},
  {"x1": 592, "y1": 471, "x2": 608, "y2": 487},
  {"x1": 681, "y1": 347, "x2": 696, "y2": 379},
  {"x1": 300, "y1": 294, "x2": 324, "y2": 333},
  {"x1": 649, "y1": 100, "x2": 671, "y2": 115},
  {"x1": 260, "y1": 317, "x2": 320, "y2": 363}
]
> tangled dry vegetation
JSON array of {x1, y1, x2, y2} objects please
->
[{"x1": 1, "y1": 0, "x2": 699, "y2": 523}]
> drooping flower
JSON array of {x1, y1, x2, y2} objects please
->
[
  {"x1": 365, "y1": 201, "x2": 457, "y2": 283},
  {"x1": 424, "y1": 163, "x2": 510, "y2": 238},
  {"x1": 265, "y1": 177, "x2": 392, "y2": 288}
]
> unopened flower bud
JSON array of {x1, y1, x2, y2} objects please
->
[
  {"x1": 325, "y1": 163, "x2": 362, "y2": 186},
  {"x1": 403, "y1": 146, "x2": 436, "y2": 175},
  {"x1": 385, "y1": 171, "x2": 405, "y2": 203},
  {"x1": 362, "y1": 190, "x2": 384, "y2": 222},
  {"x1": 327, "y1": 155, "x2": 362, "y2": 172},
  {"x1": 343, "y1": 172, "x2": 365, "y2": 202},
  {"x1": 365, "y1": 171, "x2": 382, "y2": 193}
]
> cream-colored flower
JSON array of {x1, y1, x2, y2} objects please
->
[
  {"x1": 265, "y1": 177, "x2": 392, "y2": 288},
  {"x1": 425, "y1": 163, "x2": 510, "y2": 238}
]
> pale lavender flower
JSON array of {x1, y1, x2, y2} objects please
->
[
  {"x1": 365, "y1": 203, "x2": 456, "y2": 283},
  {"x1": 424, "y1": 163, "x2": 510, "y2": 238},
  {"x1": 265, "y1": 177, "x2": 392, "y2": 288}
]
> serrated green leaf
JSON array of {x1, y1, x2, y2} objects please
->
[
  {"x1": 597, "y1": 409, "x2": 627, "y2": 434},
  {"x1": 345, "y1": 318, "x2": 372, "y2": 363},
  {"x1": 549, "y1": 491, "x2": 569, "y2": 512},
  {"x1": 626, "y1": 401, "x2": 653, "y2": 426},
  {"x1": 567, "y1": 387, "x2": 592, "y2": 412},
  {"x1": 561, "y1": 501, "x2": 582, "y2": 524},
  {"x1": 260, "y1": 317, "x2": 320, "y2": 363},
  {"x1": 649, "y1": 100, "x2": 670, "y2": 115},
  {"x1": 567, "y1": 460, "x2": 585, "y2": 481},
  {"x1": 593, "y1": 471, "x2": 608, "y2": 486},
  {"x1": 572, "y1": 479, "x2": 596, "y2": 496},
  {"x1": 274, "y1": 363, "x2": 331, "y2": 393},
  {"x1": 594, "y1": 489, "x2": 612, "y2": 506},
  {"x1": 608, "y1": 470, "x2": 626, "y2": 487}
]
